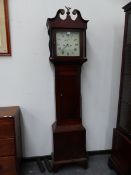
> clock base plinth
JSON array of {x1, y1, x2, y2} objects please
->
[
  {"x1": 51, "y1": 122, "x2": 88, "y2": 172},
  {"x1": 51, "y1": 156, "x2": 88, "y2": 172}
]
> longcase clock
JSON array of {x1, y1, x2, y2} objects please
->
[{"x1": 46, "y1": 7, "x2": 88, "y2": 171}]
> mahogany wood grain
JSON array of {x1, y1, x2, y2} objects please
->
[
  {"x1": 0, "y1": 156, "x2": 16, "y2": 175},
  {"x1": 47, "y1": 8, "x2": 88, "y2": 171},
  {"x1": 0, "y1": 138, "x2": 15, "y2": 156},
  {"x1": 0, "y1": 118, "x2": 15, "y2": 138},
  {"x1": 0, "y1": 106, "x2": 22, "y2": 175}
]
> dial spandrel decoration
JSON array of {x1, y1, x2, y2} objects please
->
[{"x1": 56, "y1": 31, "x2": 80, "y2": 56}]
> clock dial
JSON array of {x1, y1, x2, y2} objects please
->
[{"x1": 56, "y1": 31, "x2": 80, "y2": 56}]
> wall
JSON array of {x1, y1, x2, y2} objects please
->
[{"x1": 0, "y1": 0, "x2": 130, "y2": 157}]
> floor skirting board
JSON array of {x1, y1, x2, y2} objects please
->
[{"x1": 22, "y1": 149, "x2": 111, "y2": 162}]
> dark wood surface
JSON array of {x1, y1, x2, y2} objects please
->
[
  {"x1": 0, "y1": 156, "x2": 16, "y2": 175},
  {"x1": 109, "y1": 129, "x2": 131, "y2": 175},
  {"x1": 117, "y1": 3, "x2": 131, "y2": 135},
  {"x1": 55, "y1": 64, "x2": 81, "y2": 124},
  {"x1": 109, "y1": 2, "x2": 131, "y2": 175},
  {"x1": 47, "y1": 8, "x2": 88, "y2": 171},
  {"x1": 52, "y1": 122, "x2": 87, "y2": 171},
  {"x1": 0, "y1": 138, "x2": 15, "y2": 156},
  {"x1": 0, "y1": 106, "x2": 22, "y2": 175}
]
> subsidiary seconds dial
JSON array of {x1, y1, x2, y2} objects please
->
[{"x1": 56, "y1": 31, "x2": 80, "y2": 56}]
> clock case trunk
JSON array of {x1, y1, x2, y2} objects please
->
[
  {"x1": 47, "y1": 9, "x2": 88, "y2": 171},
  {"x1": 108, "y1": 2, "x2": 131, "y2": 175}
]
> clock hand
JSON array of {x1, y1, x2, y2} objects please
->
[{"x1": 62, "y1": 44, "x2": 69, "y2": 51}]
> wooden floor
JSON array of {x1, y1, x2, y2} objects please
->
[{"x1": 22, "y1": 155, "x2": 117, "y2": 175}]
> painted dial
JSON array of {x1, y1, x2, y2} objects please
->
[{"x1": 56, "y1": 31, "x2": 80, "y2": 56}]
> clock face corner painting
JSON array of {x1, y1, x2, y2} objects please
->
[{"x1": 0, "y1": 0, "x2": 11, "y2": 56}]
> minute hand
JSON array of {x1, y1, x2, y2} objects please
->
[{"x1": 62, "y1": 44, "x2": 69, "y2": 51}]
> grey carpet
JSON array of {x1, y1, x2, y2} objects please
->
[{"x1": 21, "y1": 155, "x2": 117, "y2": 175}]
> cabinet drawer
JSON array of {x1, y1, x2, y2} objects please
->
[
  {"x1": 0, "y1": 118, "x2": 15, "y2": 138},
  {"x1": 0, "y1": 156, "x2": 16, "y2": 175},
  {"x1": 0, "y1": 138, "x2": 15, "y2": 156}
]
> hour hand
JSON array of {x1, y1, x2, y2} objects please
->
[{"x1": 62, "y1": 44, "x2": 68, "y2": 50}]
